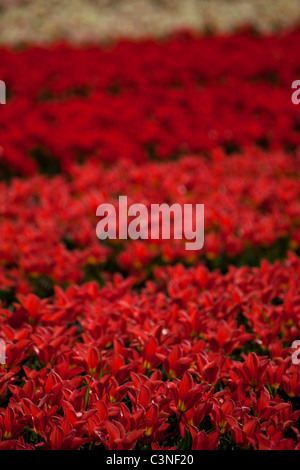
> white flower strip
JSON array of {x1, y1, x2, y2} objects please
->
[{"x1": 0, "y1": 0, "x2": 299, "y2": 45}]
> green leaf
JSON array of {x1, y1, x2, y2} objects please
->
[{"x1": 177, "y1": 428, "x2": 192, "y2": 450}]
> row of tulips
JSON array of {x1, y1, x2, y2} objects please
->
[
  {"x1": 1, "y1": 29, "x2": 300, "y2": 175},
  {"x1": 1, "y1": 148, "x2": 300, "y2": 297},
  {"x1": 0, "y1": 251, "x2": 300, "y2": 449}
]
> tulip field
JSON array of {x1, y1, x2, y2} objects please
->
[{"x1": 1, "y1": 26, "x2": 300, "y2": 450}]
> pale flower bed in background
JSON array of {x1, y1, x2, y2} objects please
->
[{"x1": 0, "y1": 0, "x2": 299, "y2": 44}]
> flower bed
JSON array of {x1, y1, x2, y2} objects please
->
[
  {"x1": 1, "y1": 29, "x2": 300, "y2": 175},
  {"x1": 1, "y1": 253, "x2": 300, "y2": 449},
  {"x1": 1, "y1": 149, "x2": 300, "y2": 297},
  {"x1": 1, "y1": 28, "x2": 300, "y2": 450}
]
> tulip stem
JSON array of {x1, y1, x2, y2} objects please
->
[{"x1": 174, "y1": 411, "x2": 184, "y2": 444}]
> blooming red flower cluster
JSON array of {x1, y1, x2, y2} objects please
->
[
  {"x1": 1, "y1": 27, "x2": 300, "y2": 451},
  {"x1": 1, "y1": 149, "x2": 300, "y2": 296},
  {"x1": 0, "y1": 252, "x2": 300, "y2": 449},
  {"x1": 1, "y1": 28, "x2": 300, "y2": 176}
]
